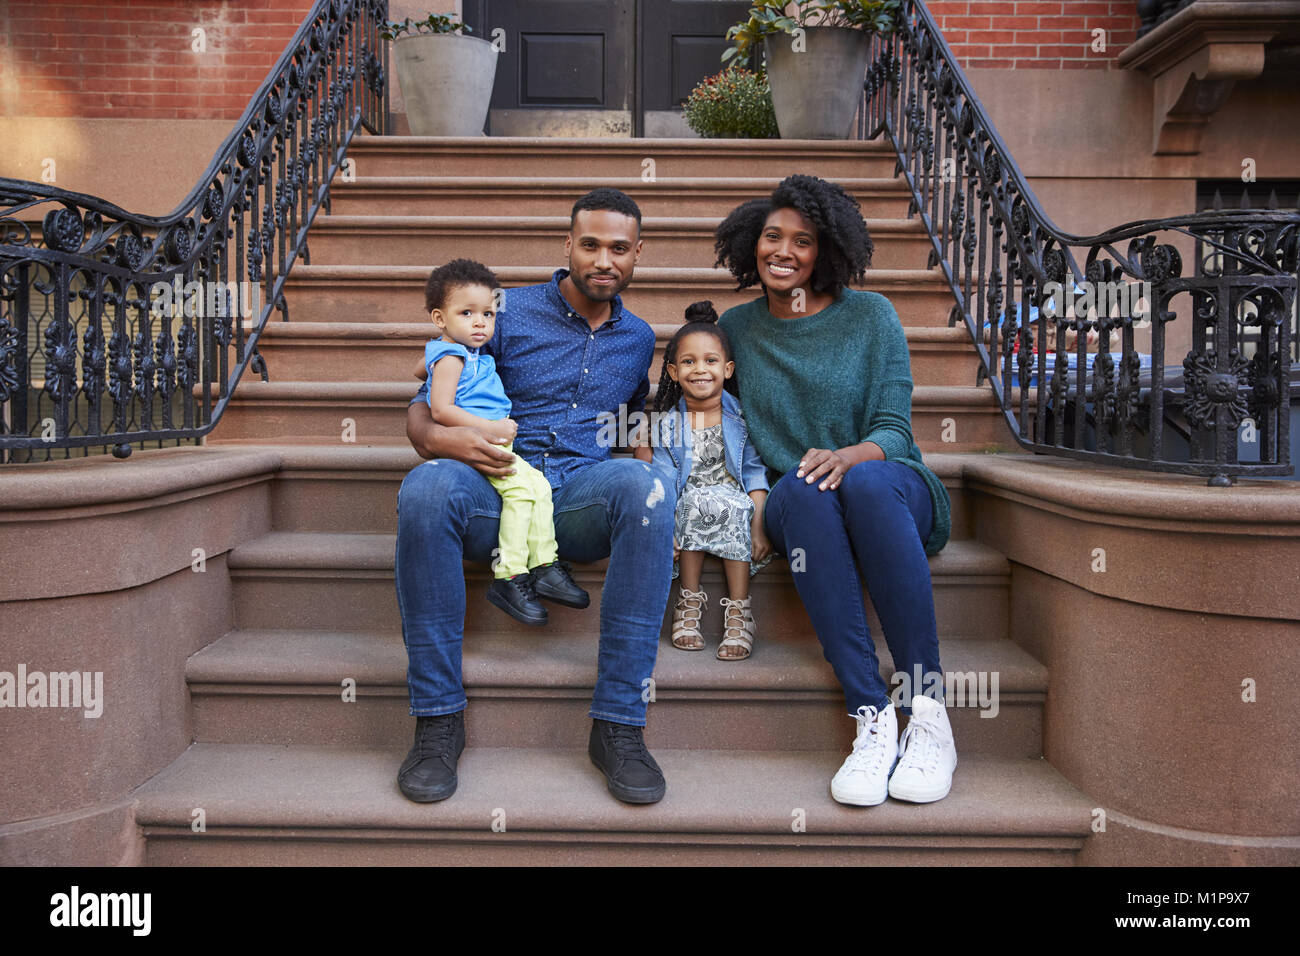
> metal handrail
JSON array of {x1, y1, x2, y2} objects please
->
[
  {"x1": 863, "y1": 0, "x2": 1298, "y2": 483},
  {"x1": 0, "y1": 0, "x2": 391, "y2": 461}
]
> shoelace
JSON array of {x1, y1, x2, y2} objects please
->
[
  {"x1": 415, "y1": 717, "x2": 458, "y2": 758},
  {"x1": 676, "y1": 589, "x2": 706, "y2": 623},
  {"x1": 896, "y1": 708, "x2": 949, "y2": 773},
  {"x1": 843, "y1": 705, "x2": 891, "y2": 772},
  {"x1": 510, "y1": 573, "x2": 541, "y2": 600},
  {"x1": 605, "y1": 723, "x2": 653, "y2": 767}
]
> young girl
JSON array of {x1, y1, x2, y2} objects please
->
[{"x1": 633, "y1": 301, "x2": 771, "y2": 661}]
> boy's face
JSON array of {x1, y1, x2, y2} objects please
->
[{"x1": 431, "y1": 283, "x2": 496, "y2": 348}]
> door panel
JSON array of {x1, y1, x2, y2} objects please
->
[{"x1": 639, "y1": 0, "x2": 753, "y2": 112}]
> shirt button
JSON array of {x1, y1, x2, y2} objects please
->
[
  {"x1": 583, "y1": 368, "x2": 588, "y2": 374},
  {"x1": 543, "y1": 453, "x2": 549, "y2": 458},
  {"x1": 571, "y1": 403, "x2": 577, "y2": 408},
  {"x1": 589, "y1": 334, "x2": 594, "y2": 340}
]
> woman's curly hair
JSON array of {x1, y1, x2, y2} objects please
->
[{"x1": 713, "y1": 174, "x2": 873, "y2": 297}]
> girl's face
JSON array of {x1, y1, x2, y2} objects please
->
[
  {"x1": 755, "y1": 206, "x2": 819, "y2": 294},
  {"x1": 667, "y1": 331, "x2": 733, "y2": 403}
]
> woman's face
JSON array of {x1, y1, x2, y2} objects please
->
[{"x1": 755, "y1": 207, "x2": 819, "y2": 294}]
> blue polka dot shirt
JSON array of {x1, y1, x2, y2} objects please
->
[{"x1": 412, "y1": 268, "x2": 654, "y2": 489}]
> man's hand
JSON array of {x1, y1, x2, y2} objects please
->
[{"x1": 406, "y1": 404, "x2": 515, "y2": 476}]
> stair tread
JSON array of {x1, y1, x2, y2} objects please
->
[
  {"x1": 227, "y1": 530, "x2": 1011, "y2": 576},
  {"x1": 187, "y1": 628, "x2": 1046, "y2": 691},
  {"x1": 312, "y1": 214, "x2": 925, "y2": 230},
  {"x1": 134, "y1": 743, "x2": 1092, "y2": 837},
  {"x1": 248, "y1": 320, "x2": 975, "y2": 343},
  {"x1": 347, "y1": 135, "x2": 896, "y2": 152},
  {"x1": 224, "y1": 379, "x2": 1003, "y2": 404},
  {"x1": 333, "y1": 175, "x2": 908, "y2": 188},
  {"x1": 288, "y1": 264, "x2": 947, "y2": 283}
]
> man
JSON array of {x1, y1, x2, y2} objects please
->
[{"x1": 395, "y1": 188, "x2": 675, "y2": 804}]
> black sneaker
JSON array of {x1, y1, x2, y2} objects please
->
[
  {"x1": 530, "y1": 560, "x2": 590, "y2": 608},
  {"x1": 397, "y1": 711, "x2": 465, "y2": 803},
  {"x1": 487, "y1": 573, "x2": 548, "y2": 626},
  {"x1": 589, "y1": 718, "x2": 666, "y2": 804}
]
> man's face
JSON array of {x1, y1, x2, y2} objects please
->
[{"x1": 565, "y1": 209, "x2": 642, "y2": 302}]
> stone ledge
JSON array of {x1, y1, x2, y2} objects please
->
[{"x1": 1118, "y1": 1, "x2": 1300, "y2": 154}]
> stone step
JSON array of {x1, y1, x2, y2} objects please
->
[
  {"x1": 133, "y1": 744, "x2": 1093, "y2": 865},
  {"x1": 243, "y1": 321, "x2": 981, "y2": 389},
  {"x1": 187, "y1": 628, "x2": 1045, "y2": 757},
  {"x1": 245, "y1": 444, "x2": 980, "y2": 541},
  {"x1": 328, "y1": 176, "x2": 914, "y2": 219},
  {"x1": 282, "y1": 265, "x2": 957, "y2": 328},
  {"x1": 341, "y1": 135, "x2": 901, "y2": 179},
  {"x1": 224, "y1": 532, "x2": 1010, "y2": 642},
  {"x1": 205, "y1": 380, "x2": 1016, "y2": 453},
  {"x1": 305, "y1": 215, "x2": 933, "y2": 271}
]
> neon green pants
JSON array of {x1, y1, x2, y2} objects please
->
[{"x1": 488, "y1": 447, "x2": 559, "y2": 579}]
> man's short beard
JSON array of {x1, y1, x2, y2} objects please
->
[{"x1": 568, "y1": 266, "x2": 629, "y2": 302}]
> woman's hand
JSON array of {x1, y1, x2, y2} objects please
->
[{"x1": 797, "y1": 447, "x2": 851, "y2": 491}]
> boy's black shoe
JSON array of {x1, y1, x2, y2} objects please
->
[
  {"x1": 589, "y1": 718, "x2": 666, "y2": 804},
  {"x1": 397, "y1": 711, "x2": 465, "y2": 803},
  {"x1": 487, "y1": 573, "x2": 548, "y2": 626},
  {"x1": 530, "y1": 560, "x2": 590, "y2": 608}
]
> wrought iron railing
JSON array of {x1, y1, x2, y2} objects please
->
[
  {"x1": 863, "y1": 0, "x2": 1298, "y2": 483},
  {"x1": 0, "y1": 0, "x2": 390, "y2": 462}
]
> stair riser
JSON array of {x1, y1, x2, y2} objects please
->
[
  {"x1": 265, "y1": 474, "x2": 973, "y2": 541},
  {"x1": 342, "y1": 147, "x2": 901, "y2": 180},
  {"x1": 329, "y1": 186, "x2": 914, "y2": 220},
  {"x1": 281, "y1": 278, "x2": 959, "y2": 328},
  {"x1": 207, "y1": 396, "x2": 1014, "y2": 452},
  {"x1": 228, "y1": 570, "x2": 1010, "y2": 642},
  {"x1": 307, "y1": 228, "x2": 933, "y2": 271},
  {"x1": 142, "y1": 831, "x2": 1081, "y2": 865},
  {"x1": 190, "y1": 686, "x2": 1042, "y2": 756},
  {"x1": 241, "y1": 335, "x2": 982, "y2": 388}
]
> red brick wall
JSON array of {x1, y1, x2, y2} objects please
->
[
  {"x1": 1, "y1": 0, "x2": 1143, "y2": 121},
  {"x1": 927, "y1": 0, "x2": 1141, "y2": 69},
  {"x1": 1, "y1": 0, "x2": 317, "y2": 118}
]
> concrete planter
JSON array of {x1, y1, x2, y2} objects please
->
[
  {"x1": 393, "y1": 33, "x2": 498, "y2": 136},
  {"x1": 764, "y1": 26, "x2": 872, "y2": 139}
]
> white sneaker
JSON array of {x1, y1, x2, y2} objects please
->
[
  {"x1": 888, "y1": 695, "x2": 958, "y2": 803},
  {"x1": 830, "y1": 704, "x2": 898, "y2": 806}
]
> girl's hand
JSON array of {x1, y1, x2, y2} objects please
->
[
  {"x1": 750, "y1": 517, "x2": 772, "y2": 564},
  {"x1": 673, "y1": 538, "x2": 681, "y2": 562},
  {"x1": 797, "y1": 447, "x2": 850, "y2": 491}
]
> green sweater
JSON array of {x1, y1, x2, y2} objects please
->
[{"x1": 718, "y1": 288, "x2": 951, "y2": 555}]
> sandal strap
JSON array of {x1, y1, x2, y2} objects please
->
[{"x1": 718, "y1": 597, "x2": 755, "y2": 652}]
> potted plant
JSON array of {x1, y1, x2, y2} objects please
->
[
  {"x1": 381, "y1": 14, "x2": 498, "y2": 136},
  {"x1": 723, "y1": 1, "x2": 900, "y2": 139},
  {"x1": 683, "y1": 65, "x2": 780, "y2": 139}
]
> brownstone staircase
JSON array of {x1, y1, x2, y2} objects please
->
[{"x1": 129, "y1": 136, "x2": 1096, "y2": 864}]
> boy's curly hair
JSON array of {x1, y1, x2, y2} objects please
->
[
  {"x1": 713, "y1": 174, "x2": 873, "y2": 297},
  {"x1": 424, "y1": 258, "x2": 500, "y2": 313}
]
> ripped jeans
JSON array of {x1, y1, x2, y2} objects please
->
[{"x1": 395, "y1": 456, "x2": 676, "y2": 726}]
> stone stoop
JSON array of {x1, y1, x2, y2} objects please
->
[{"x1": 124, "y1": 137, "x2": 1096, "y2": 864}]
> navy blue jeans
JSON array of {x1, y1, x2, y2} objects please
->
[
  {"x1": 764, "y1": 460, "x2": 941, "y2": 716},
  {"x1": 394, "y1": 456, "x2": 675, "y2": 725}
]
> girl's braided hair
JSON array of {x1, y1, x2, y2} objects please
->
[{"x1": 653, "y1": 300, "x2": 738, "y2": 413}]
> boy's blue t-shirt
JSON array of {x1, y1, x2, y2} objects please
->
[{"x1": 424, "y1": 339, "x2": 512, "y2": 420}]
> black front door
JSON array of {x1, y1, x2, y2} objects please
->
[
  {"x1": 638, "y1": 0, "x2": 753, "y2": 134},
  {"x1": 465, "y1": 0, "x2": 636, "y2": 133},
  {"x1": 463, "y1": 0, "x2": 751, "y2": 135}
]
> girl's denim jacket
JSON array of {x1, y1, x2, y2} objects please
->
[{"x1": 651, "y1": 391, "x2": 770, "y2": 498}]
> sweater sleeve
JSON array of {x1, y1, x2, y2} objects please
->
[{"x1": 859, "y1": 298, "x2": 916, "y2": 460}]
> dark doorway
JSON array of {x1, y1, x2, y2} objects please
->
[{"x1": 463, "y1": 0, "x2": 752, "y2": 136}]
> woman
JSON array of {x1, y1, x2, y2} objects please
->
[{"x1": 714, "y1": 174, "x2": 956, "y2": 806}]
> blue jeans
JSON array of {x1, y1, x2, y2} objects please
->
[
  {"x1": 764, "y1": 460, "x2": 941, "y2": 716},
  {"x1": 394, "y1": 456, "x2": 675, "y2": 725}
]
